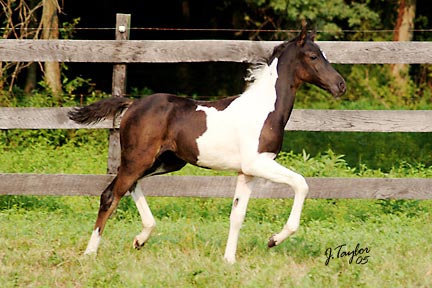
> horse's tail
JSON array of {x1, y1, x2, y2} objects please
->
[{"x1": 68, "y1": 97, "x2": 134, "y2": 125}]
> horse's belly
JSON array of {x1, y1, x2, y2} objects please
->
[
  {"x1": 195, "y1": 142, "x2": 242, "y2": 171},
  {"x1": 195, "y1": 122, "x2": 262, "y2": 171}
]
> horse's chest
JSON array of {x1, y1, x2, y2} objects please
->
[{"x1": 194, "y1": 93, "x2": 276, "y2": 171}]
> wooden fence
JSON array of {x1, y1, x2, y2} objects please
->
[{"x1": 1, "y1": 14, "x2": 432, "y2": 199}]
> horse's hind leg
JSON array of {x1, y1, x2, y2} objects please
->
[
  {"x1": 131, "y1": 152, "x2": 186, "y2": 249},
  {"x1": 130, "y1": 180, "x2": 156, "y2": 249},
  {"x1": 85, "y1": 173, "x2": 137, "y2": 255}
]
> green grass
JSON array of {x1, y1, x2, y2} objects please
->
[
  {"x1": 1, "y1": 196, "x2": 431, "y2": 287},
  {"x1": 0, "y1": 130, "x2": 109, "y2": 174},
  {"x1": 2, "y1": 139, "x2": 432, "y2": 178}
]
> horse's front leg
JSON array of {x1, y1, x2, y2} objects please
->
[
  {"x1": 242, "y1": 154, "x2": 309, "y2": 248},
  {"x1": 130, "y1": 180, "x2": 156, "y2": 249},
  {"x1": 224, "y1": 173, "x2": 255, "y2": 264}
]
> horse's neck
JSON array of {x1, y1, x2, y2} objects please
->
[
  {"x1": 273, "y1": 72, "x2": 297, "y2": 127},
  {"x1": 249, "y1": 57, "x2": 296, "y2": 127},
  {"x1": 235, "y1": 57, "x2": 297, "y2": 126}
]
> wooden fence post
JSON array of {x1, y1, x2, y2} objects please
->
[{"x1": 107, "y1": 13, "x2": 131, "y2": 174}]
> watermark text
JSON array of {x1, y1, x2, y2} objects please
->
[{"x1": 324, "y1": 243, "x2": 370, "y2": 265}]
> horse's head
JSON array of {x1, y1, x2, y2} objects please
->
[{"x1": 271, "y1": 23, "x2": 346, "y2": 98}]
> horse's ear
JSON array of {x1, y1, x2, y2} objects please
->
[
  {"x1": 297, "y1": 19, "x2": 308, "y2": 47},
  {"x1": 309, "y1": 27, "x2": 317, "y2": 41}
]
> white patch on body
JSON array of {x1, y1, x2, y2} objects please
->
[
  {"x1": 84, "y1": 227, "x2": 101, "y2": 255},
  {"x1": 195, "y1": 58, "x2": 279, "y2": 171}
]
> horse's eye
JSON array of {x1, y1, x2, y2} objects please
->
[{"x1": 310, "y1": 55, "x2": 318, "y2": 60}]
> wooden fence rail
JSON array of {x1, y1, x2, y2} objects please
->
[
  {"x1": 1, "y1": 174, "x2": 431, "y2": 200},
  {"x1": 1, "y1": 40, "x2": 432, "y2": 64},
  {"x1": 1, "y1": 108, "x2": 432, "y2": 132},
  {"x1": 1, "y1": 14, "x2": 431, "y2": 199}
]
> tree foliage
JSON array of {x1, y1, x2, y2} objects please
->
[{"x1": 238, "y1": 0, "x2": 393, "y2": 40}]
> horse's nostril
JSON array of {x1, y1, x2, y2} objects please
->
[{"x1": 339, "y1": 81, "x2": 346, "y2": 91}]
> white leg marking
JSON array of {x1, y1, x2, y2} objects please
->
[
  {"x1": 131, "y1": 180, "x2": 156, "y2": 249},
  {"x1": 84, "y1": 227, "x2": 101, "y2": 255},
  {"x1": 224, "y1": 173, "x2": 255, "y2": 264},
  {"x1": 242, "y1": 153, "x2": 308, "y2": 246}
]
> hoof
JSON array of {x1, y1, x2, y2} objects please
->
[
  {"x1": 84, "y1": 247, "x2": 98, "y2": 256},
  {"x1": 83, "y1": 250, "x2": 97, "y2": 257},
  {"x1": 268, "y1": 235, "x2": 277, "y2": 248},
  {"x1": 133, "y1": 238, "x2": 145, "y2": 250},
  {"x1": 224, "y1": 256, "x2": 236, "y2": 264}
]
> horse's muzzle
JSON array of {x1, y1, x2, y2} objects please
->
[{"x1": 331, "y1": 78, "x2": 346, "y2": 98}]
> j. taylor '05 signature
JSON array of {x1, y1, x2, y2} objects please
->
[{"x1": 325, "y1": 243, "x2": 370, "y2": 265}]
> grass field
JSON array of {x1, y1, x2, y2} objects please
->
[
  {"x1": 1, "y1": 141, "x2": 432, "y2": 287},
  {"x1": 1, "y1": 196, "x2": 431, "y2": 287}
]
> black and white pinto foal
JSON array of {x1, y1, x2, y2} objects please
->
[{"x1": 69, "y1": 27, "x2": 346, "y2": 263}]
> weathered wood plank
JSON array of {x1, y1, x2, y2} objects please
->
[
  {"x1": 319, "y1": 41, "x2": 432, "y2": 64},
  {"x1": 1, "y1": 174, "x2": 431, "y2": 199},
  {"x1": 287, "y1": 109, "x2": 432, "y2": 132},
  {"x1": 141, "y1": 176, "x2": 432, "y2": 199},
  {"x1": 2, "y1": 108, "x2": 432, "y2": 132},
  {"x1": 0, "y1": 40, "x2": 431, "y2": 64},
  {"x1": 0, "y1": 174, "x2": 115, "y2": 196},
  {"x1": 0, "y1": 107, "x2": 112, "y2": 129}
]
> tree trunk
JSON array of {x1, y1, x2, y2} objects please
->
[
  {"x1": 24, "y1": 0, "x2": 40, "y2": 94},
  {"x1": 24, "y1": 63, "x2": 38, "y2": 93},
  {"x1": 41, "y1": 0, "x2": 62, "y2": 97},
  {"x1": 391, "y1": 0, "x2": 416, "y2": 84}
]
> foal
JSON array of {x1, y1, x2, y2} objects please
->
[{"x1": 69, "y1": 26, "x2": 346, "y2": 263}]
